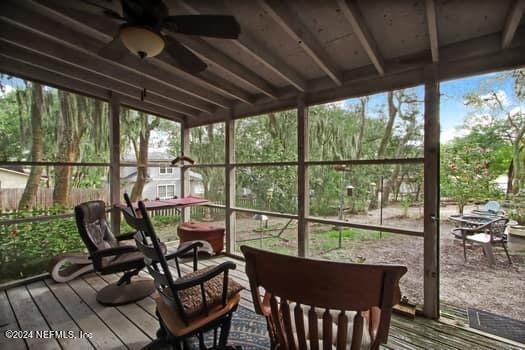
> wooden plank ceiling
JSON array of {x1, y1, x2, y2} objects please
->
[{"x1": 0, "y1": 0, "x2": 524, "y2": 126}]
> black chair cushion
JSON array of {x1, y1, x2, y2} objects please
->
[
  {"x1": 86, "y1": 218, "x2": 118, "y2": 250},
  {"x1": 99, "y1": 249, "x2": 146, "y2": 273}
]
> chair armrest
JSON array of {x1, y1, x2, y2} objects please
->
[
  {"x1": 92, "y1": 245, "x2": 138, "y2": 260},
  {"x1": 173, "y1": 261, "x2": 236, "y2": 290},
  {"x1": 115, "y1": 231, "x2": 137, "y2": 241},
  {"x1": 165, "y1": 241, "x2": 204, "y2": 261}
]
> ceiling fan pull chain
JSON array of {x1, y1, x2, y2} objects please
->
[{"x1": 141, "y1": 88, "x2": 147, "y2": 101}]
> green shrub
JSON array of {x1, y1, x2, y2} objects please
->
[
  {"x1": 0, "y1": 217, "x2": 85, "y2": 283},
  {"x1": 0, "y1": 211, "x2": 182, "y2": 283}
]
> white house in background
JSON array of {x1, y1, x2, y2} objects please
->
[
  {"x1": 0, "y1": 166, "x2": 30, "y2": 189},
  {"x1": 494, "y1": 174, "x2": 508, "y2": 193},
  {"x1": 120, "y1": 151, "x2": 204, "y2": 200},
  {"x1": 0, "y1": 166, "x2": 47, "y2": 189}
]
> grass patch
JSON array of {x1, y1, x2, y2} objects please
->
[
  {"x1": 236, "y1": 236, "x2": 296, "y2": 255},
  {"x1": 310, "y1": 228, "x2": 392, "y2": 256},
  {"x1": 323, "y1": 228, "x2": 392, "y2": 241},
  {"x1": 235, "y1": 227, "x2": 394, "y2": 258}
]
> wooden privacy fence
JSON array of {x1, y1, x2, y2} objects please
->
[
  {"x1": 0, "y1": 190, "x2": 258, "y2": 222},
  {"x1": 0, "y1": 187, "x2": 110, "y2": 211}
]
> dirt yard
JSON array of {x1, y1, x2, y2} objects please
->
[
  {"x1": 314, "y1": 223, "x2": 525, "y2": 322},
  {"x1": 175, "y1": 203, "x2": 525, "y2": 322}
]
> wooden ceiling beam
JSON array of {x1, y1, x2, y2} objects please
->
[
  {"x1": 233, "y1": 32, "x2": 308, "y2": 92},
  {"x1": 175, "y1": 0, "x2": 308, "y2": 92},
  {"x1": 189, "y1": 28, "x2": 525, "y2": 127},
  {"x1": 35, "y1": 0, "x2": 254, "y2": 105},
  {"x1": 0, "y1": 41, "x2": 205, "y2": 118},
  {"x1": 172, "y1": 34, "x2": 279, "y2": 99},
  {"x1": 258, "y1": 0, "x2": 343, "y2": 86},
  {"x1": 425, "y1": 0, "x2": 440, "y2": 63},
  {"x1": 0, "y1": 18, "x2": 218, "y2": 118},
  {"x1": 502, "y1": 0, "x2": 525, "y2": 49},
  {"x1": 1, "y1": 0, "x2": 231, "y2": 110},
  {"x1": 0, "y1": 55, "x2": 185, "y2": 122},
  {"x1": 336, "y1": 0, "x2": 384, "y2": 75}
]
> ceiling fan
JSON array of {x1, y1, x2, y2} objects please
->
[{"x1": 71, "y1": 0, "x2": 241, "y2": 74}]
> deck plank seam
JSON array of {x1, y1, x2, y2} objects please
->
[
  {"x1": 3, "y1": 289, "x2": 30, "y2": 350},
  {"x1": 63, "y1": 279, "x2": 131, "y2": 350},
  {"x1": 412, "y1": 317, "x2": 514, "y2": 350},
  {"x1": 26, "y1": 280, "x2": 95, "y2": 350},
  {"x1": 42, "y1": 279, "x2": 99, "y2": 350},
  {"x1": 23, "y1": 283, "x2": 67, "y2": 350},
  {"x1": 95, "y1": 273, "x2": 159, "y2": 319},
  {"x1": 81, "y1": 275, "x2": 155, "y2": 342},
  {"x1": 388, "y1": 323, "x2": 461, "y2": 350}
]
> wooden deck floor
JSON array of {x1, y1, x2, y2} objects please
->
[{"x1": 1, "y1": 255, "x2": 523, "y2": 350}]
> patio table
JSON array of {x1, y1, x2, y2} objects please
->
[
  {"x1": 448, "y1": 214, "x2": 494, "y2": 239},
  {"x1": 118, "y1": 196, "x2": 215, "y2": 256},
  {"x1": 449, "y1": 214, "x2": 493, "y2": 227}
]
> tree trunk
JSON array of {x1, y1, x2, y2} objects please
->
[
  {"x1": 53, "y1": 92, "x2": 86, "y2": 206},
  {"x1": 18, "y1": 83, "x2": 44, "y2": 209},
  {"x1": 511, "y1": 142, "x2": 522, "y2": 194},
  {"x1": 377, "y1": 91, "x2": 398, "y2": 158},
  {"x1": 506, "y1": 158, "x2": 513, "y2": 197},
  {"x1": 353, "y1": 97, "x2": 367, "y2": 159},
  {"x1": 384, "y1": 114, "x2": 417, "y2": 203},
  {"x1": 15, "y1": 87, "x2": 29, "y2": 156},
  {"x1": 415, "y1": 183, "x2": 421, "y2": 202},
  {"x1": 131, "y1": 113, "x2": 151, "y2": 201},
  {"x1": 370, "y1": 92, "x2": 398, "y2": 209}
]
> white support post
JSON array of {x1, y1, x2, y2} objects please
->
[
  {"x1": 298, "y1": 93, "x2": 309, "y2": 257},
  {"x1": 109, "y1": 92, "x2": 121, "y2": 235},
  {"x1": 423, "y1": 65, "x2": 440, "y2": 319},
  {"x1": 181, "y1": 122, "x2": 191, "y2": 222},
  {"x1": 225, "y1": 109, "x2": 236, "y2": 254}
]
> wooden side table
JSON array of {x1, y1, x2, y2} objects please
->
[{"x1": 178, "y1": 222, "x2": 225, "y2": 254}]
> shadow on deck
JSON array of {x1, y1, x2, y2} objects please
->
[{"x1": 1, "y1": 254, "x2": 523, "y2": 350}]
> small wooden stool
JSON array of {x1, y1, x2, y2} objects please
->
[{"x1": 178, "y1": 222, "x2": 225, "y2": 254}]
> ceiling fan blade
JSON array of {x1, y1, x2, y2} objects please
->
[
  {"x1": 163, "y1": 36, "x2": 207, "y2": 74},
  {"x1": 163, "y1": 15, "x2": 241, "y2": 39},
  {"x1": 69, "y1": 0, "x2": 124, "y2": 20},
  {"x1": 121, "y1": 0, "x2": 168, "y2": 25},
  {"x1": 98, "y1": 36, "x2": 128, "y2": 61}
]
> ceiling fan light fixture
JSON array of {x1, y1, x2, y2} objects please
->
[{"x1": 119, "y1": 25, "x2": 165, "y2": 58}]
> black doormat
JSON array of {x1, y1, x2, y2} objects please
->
[
  {"x1": 467, "y1": 307, "x2": 525, "y2": 344},
  {"x1": 144, "y1": 305, "x2": 271, "y2": 349}
]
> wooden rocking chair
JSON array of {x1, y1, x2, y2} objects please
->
[
  {"x1": 242, "y1": 246, "x2": 407, "y2": 350},
  {"x1": 122, "y1": 201, "x2": 243, "y2": 349}
]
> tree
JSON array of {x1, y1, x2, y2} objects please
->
[
  {"x1": 121, "y1": 109, "x2": 161, "y2": 201},
  {"x1": 0, "y1": 82, "x2": 27, "y2": 161},
  {"x1": 369, "y1": 89, "x2": 423, "y2": 208},
  {"x1": 383, "y1": 90, "x2": 423, "y2": 203},
  {"x1": 188, "y1": 123, "x2": 225, "y2": 202},
  {"x1": 18, "y1": 83, "x2": 44, "y2": 209},
  {"x1": 53, "y1": 92, "x2": 89, "y2": 206},
  {"x1": 464, "y1": 69, "x2": 525, "y2": 194},
  {"x1": 441, "y1": 139, "x2": 500, "y2": 213}
]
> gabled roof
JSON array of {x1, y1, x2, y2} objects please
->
[
  {"x1": 122, "y1": 151, "x2": 175, "y2": 162},
  {"x1": 120, "y1": 167, "x2": 203, "y2": 181},
  {"x1": 0, "y1": 166, "x2": 29, "y2": 177}
]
